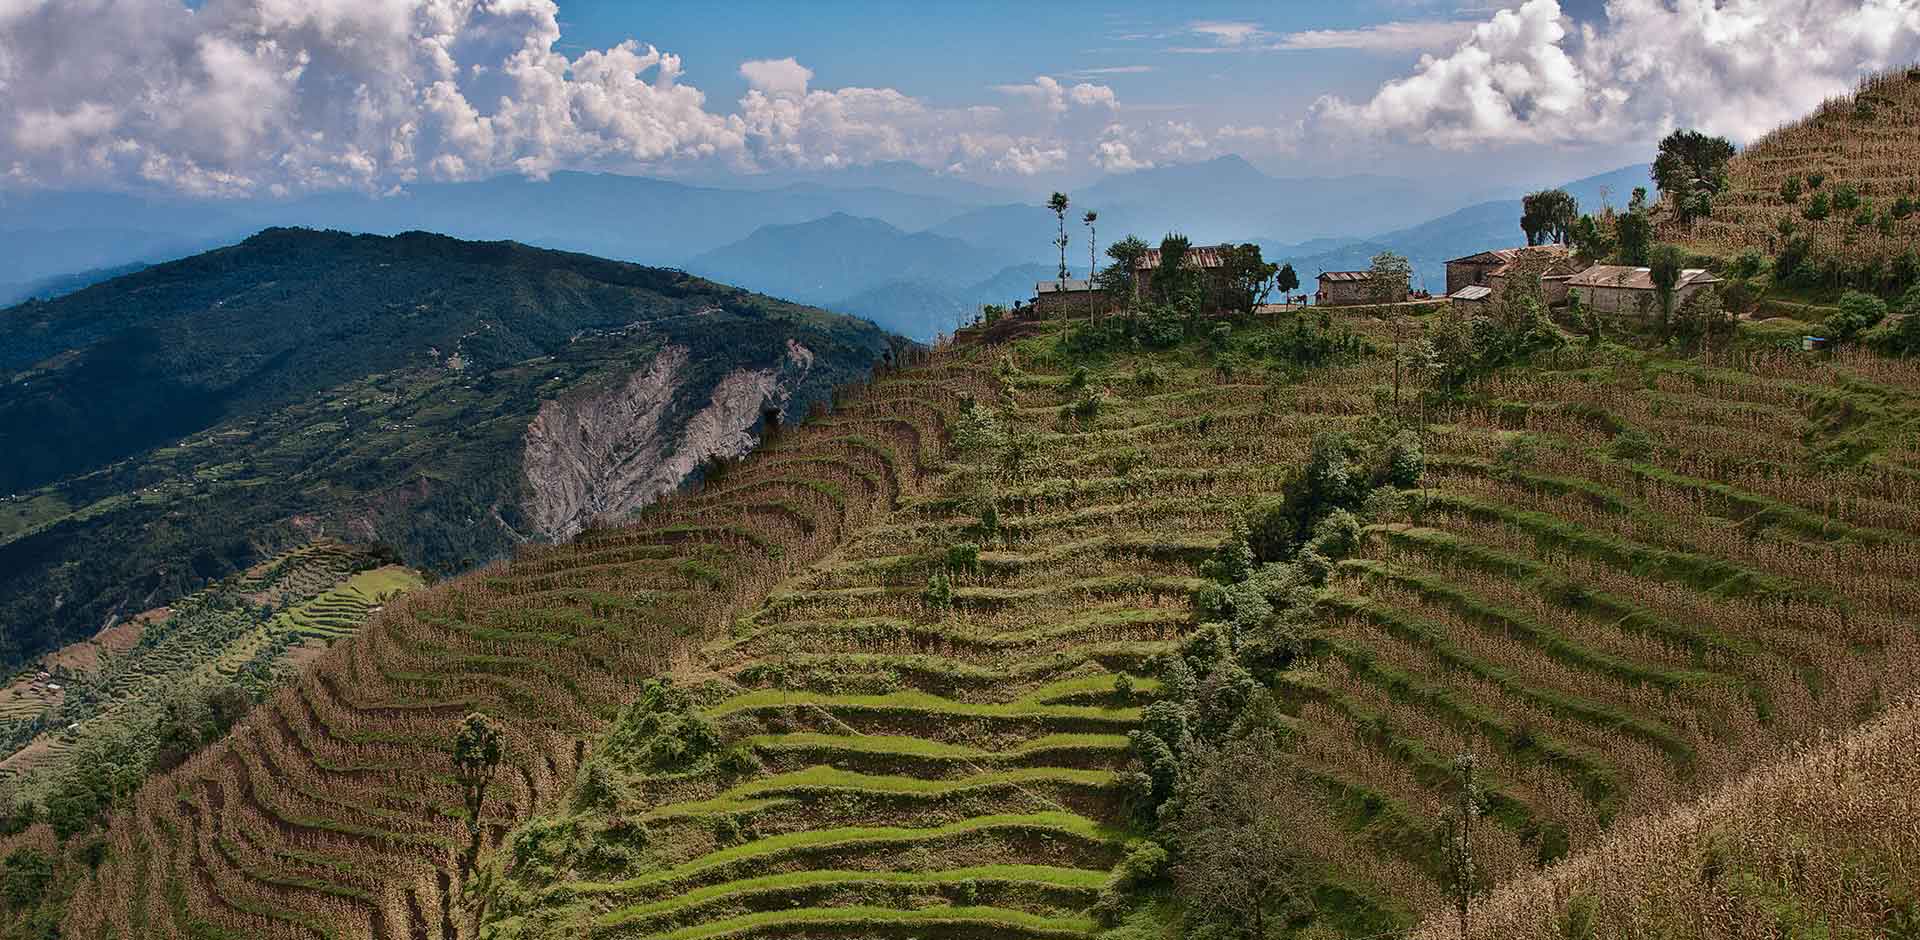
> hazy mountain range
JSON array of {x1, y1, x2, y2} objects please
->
[{"x1": 2, "y1": 157, "x2": 1654, "y2": 338}]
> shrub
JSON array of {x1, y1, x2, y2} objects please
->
[
  {"x1": 1728, "y1": 248, "x2": 1766, "y2": 280},
  {"x1": 921, "y1": 571, "x2": 952, "y2": 611},
  {"x1": 1824, "y1": 291, "x2": 1888, "y2": 340},
  {"x1": 1131, "y1": 364, "x2": 1166, "y2": 390},
  {"x1": 1384, "y1": 429, "x2": 1424, "y2": 488},
  {"x1": 1114, "y1": 673, "x2": 1136, "y2": 704},
  {"x1": 944, "y1": 542, "x2": 980, "y2": 574},
  {"x1": 1779, "y1": 175, "x2": 1802, "y2": 203},
  {"x1": 1610, "y1": 429, "x2": 1655, "y2": 461},
  {"x1": 1062, "y1": 386, "x2": 1103, "y2": 422},
  {"x1": 1833, "y1": 184, "x2": 1862, "y2": 212},
  {"x1": 1894, "y1": 195, "x2": 1917, "y2": 220},
  {"x1": 1808, "y1": 171, "x2": 1827, "y2": 188},
  {"x1": 604, "y1": 679, "x2": 723, "y2": 773},
  {"x1": 2, "y1": 848, "x2": 52, "y2": 908},
  {"x1": 1803, "y1": 192, "x2": 1831, "y2": 221}
]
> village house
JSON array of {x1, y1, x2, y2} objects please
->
[
  {"x1": 1030, "y1": 279, "x2": 1112, "y2": 318},
  {"x1": 1315, "y1": 270, "x2": 1410, "y2": 306},
  {"x1": 1446, "y1": 245, "x2": 1584, "y2": 305},
  {"x1": 1132, "y1": 244, "x2": 1231, "y2": 302},
  {"x1": 1565, "y1": 265, "x2": 1725, "y2": 315},
  {"x1": 1447, "y1": 284, "x2": 1494, "y2": 310}
]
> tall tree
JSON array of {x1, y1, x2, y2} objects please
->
[
  {"x1": 1220, "y1": 243, "x2": 1279, "y2": 315},
  {"x1": 1153, "y1": 233, "x2": 1193, "y2": 306},
  {"x1": 1083, "y1": 210, "x2": 1100, "y2": 325},
  {"x1": 1048, "y1": 192, "x2": 1071, "y2": 282},
  {"x1": 1276, "y1": 263, "x2": 1300, "y2": 304},
  {"x1": 1652, "y1": 130, "x2": 1735, "y2": 225},
  {"x1": 1441, "y1": 753, "x2": 1485, "y2": 939},
  {"x1": 1648, "y1": 242, "x2": 1687, "y2": 335},
  {"x1": 453, "y1": 712, "x2": 504, "y2": 881},
  {"x1": 1616, "y1": 210, "x2": 1653, "y2": 265},
  {"x1": 1521, "y1": 189, "x2": 1581, "y2": 245},
  {"x1": 1103, "y1": 235, "x2": 1151, "y2": 315},
  {"x1": 1370, "y1": 250, "x2": 1415, "y2": 410},
  {"x1": 1367, "y1": 251, "x2": 1413, "y2": 305}
]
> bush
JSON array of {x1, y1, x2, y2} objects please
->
[
  {"x1": 921, "y1": 571, "x2": 953, "y2": 611},
  {"x1": 1808, "y1": 171, "x2": 1826, "y2": 188},
  {"x1": 604, "y1": 679, "x2": 723, "y2": 773},
  {"x1": 2, "y1": 848, "x2": 52, "y2": 908},
  {"x1": 1833, "y1": 184, "x2": 1862, "y2": 212},
  {"x1": 944, "y1": 542, "x2": 980, "y2": 574},
  {"x1": 1779, "y1": 175, "x2": 1802, "y2": 203},
  {"x1": 1803, "y1": 192, "x2": 1831, "y2": 221},
  {"x1": 1610, "y1": 429, "x2": 1655, "y2": 461},
  {"x1": 1824, "y1": 291, "x2": 1888, "y2": 341}
]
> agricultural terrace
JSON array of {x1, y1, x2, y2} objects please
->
[
  {"x1": 64, "y1": 299, "x2": 1920, "y2": 940},
  {"x1": 1422, "y1": 688, "x2": 1920, "y2": 939},
  {"x1": 0, "y1": 541, "x2": 416, "y2": 797},
  {"x1": 60, "y1": 352, "x2": 985, "y2": 940},
  {"x1": 491, "y1": 303, "x2": 1920, "y2": 939},
  {"x1": 1682, "y1": 66, "x2": 1920, "y2": 278}
]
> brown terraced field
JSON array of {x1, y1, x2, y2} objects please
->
[{"x1": 56, "y1": 308, "x2": 1920, "y2": 939}]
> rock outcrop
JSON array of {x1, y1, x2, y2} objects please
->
[{"x1": 521, "y1": 340, "x2": 816, "y2": 540}]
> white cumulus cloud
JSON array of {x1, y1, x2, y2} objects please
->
[{"x1": 1313, "y1": 0, "x2": 1920, "y2": 148}]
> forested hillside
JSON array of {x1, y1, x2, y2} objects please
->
[{"x1": 0, "y1": 229, "x2": 891, "y2": 671}]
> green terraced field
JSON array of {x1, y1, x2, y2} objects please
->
[{"x1": 60, "y1": 305, "x2": 1920, "y2": 940}]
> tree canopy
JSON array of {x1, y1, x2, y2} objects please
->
[
  {"x1": 1652, "y1": 129, "x2": 1736, "y2": 224},
  {"x1": 1521, "y1": 189, "x2": 1581, "y2": 246}
]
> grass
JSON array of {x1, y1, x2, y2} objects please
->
[
  {"x1": 644, "y1": 904, "x2": 1097, "y2": 940},
  {"x1": 597, "y1": 865, "x2": 1107, "y2": 927},
  {"x1": 568, "y1": 811, "x2": 1116, "y2": 896},
  {"x1": 705, "y1": 688, "x2": 1144, "y2": 723}
]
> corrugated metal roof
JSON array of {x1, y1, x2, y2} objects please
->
[
  {"x1": 1318, "y1": 271, "x2": 1373, "y2": 283},
  {"x1": 1035, "y1": 279, "x2": 1094, "y2": 294},
  {"x1": 1449, "y1": 285, "x2": 1494, "y2": 301},
  {"x1": 1566, "y1": 266, "x2": 1723, "y2": 291},
  {"x1": 1134, "y1": 244, "x2": 1231, "y2": 270}
]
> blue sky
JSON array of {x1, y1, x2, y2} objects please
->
[{"x1": 1, "y1": 0, "x2": 1914, "y2": 198}]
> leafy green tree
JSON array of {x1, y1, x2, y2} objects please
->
[
  {"x1": 1780, "y1": 175, "x2": 1803, "y2": 203},
  {"x1": 1521, "y1": 189, "x2": 1580, "y2": 245},
  {"x1": 1648, "y1": 243, "x2": 1687, "y2": 333},
  {"x1": 1275, "y1": 263, "x2": 1300, "y2": 302},
  {"x1": 1151, "y1": 234, "x2": 1195, "y2": 308},
  {"x1": 1804, "y1": 191, "x2": 1831, "y2": 221},
  {"x1": 1570, "y1": 214, "x2": 1615, "y2": 265},
  {"x1": 1825, "y1": 291, "x2": 1888, "y2": 340},
  {"x1": 1169, "y1": 733, "x2": 1310, "y2": 939},
  {"x1": 1048, "y1": 192, "x2": 1071, "y2": 281},
  {"x1": 1220, "y1": 243, "x2": 1279, "y2": 314},
  {"x1": 1101, "y1": 235, "x2": 1151, "y2": 311},
  {"x1": 1368, "y1": 251, "x2": 1413, "y2": 305},
  {"x1": 1, "y1": 847, "x2": 52, "y2": 908},
  {"x1": 1652, "y1": 129, "x2": 1735, "y2": 223},
  {"x1": 1616, "y1": 211, "x2": 1653, "y2": 265},
  {"x1": 453, "y1": 712, "x2": 504, "y2": 880}
]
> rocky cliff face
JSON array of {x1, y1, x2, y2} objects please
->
[{"x1": 521, "y1": 340, "x2": 816, "y2": 540}]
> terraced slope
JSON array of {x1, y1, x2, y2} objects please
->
[
  {"x1": 0, "y1": 540, "x2": 416, "y2": 794},
  {"x1": 493, "y1": 313, "x2": 1920, "y2": 938},
  {"x1": 1679, "y1": 66, "x2": 1920, "y2": 268},
  {"x1": 1420, "y1": 689, "x2": 1920, "y2": 939},
  {"x1": 59, "y1": 354, "x2": 982, "y2": 940},
  {"x1": 61, "y1": 307, "x2": 1920, "y2": 939}
]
